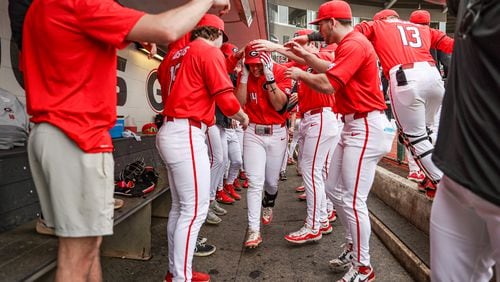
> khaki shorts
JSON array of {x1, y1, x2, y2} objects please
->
[{"x1": 28, "y1": 123, "x2": 114, "y2": 237}]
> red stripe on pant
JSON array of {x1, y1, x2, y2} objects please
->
[
  {"x1": 184, "y1": 126, "x2": 199, "y2": 280},
  {"x1": 207, "y1": 131, "x2": 214, "y2": 167},
  {"x1": 310, "y1": 112, "x2": 323, "y2": 230},
  {"x1": 353, "y1": 117, "x2": 369, "y2": 263}
]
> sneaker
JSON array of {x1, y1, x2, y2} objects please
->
[
  {"x1": 242, "y1": 178, "x2": 249, "y2": 189},
  {"x1": 407, "y1": 170, "x2": 425, "y2": 183},
  {"x1": 239, "y1": 170, "x2": 247, "y2": 180},
  {"x1": 337, "y1": 264, "x2": 375, "y2": 282},
  {"x1": 425, "y1": 180, "x2": 438, "y2": 201},
  {"x1": 287, "y1": 157, "x2": 296, "y2": 165},
  {"x1": 233, "y1": 179, "x2": 242, "y2": 191},
  {"x1": 210, "y1": 200, "x2": 227, "y2": 216},
  {"x1": 297, "y1": 192, "x2": 306, "y2": 201},
  {"x1": 35, "y1": 217, "x2": 55, "y2": 236},
  {"x1": 224, "y1": 184, "x2": 241, "y2": 200},
  {"x1": 295, "y1": 185, "x2": 305, "y2": 193},
  {"x1": 329, "y1": 243, "x2": 354, "y2": 273},
  {"x1": 244, "y1": 229, "x2": 262, "y2": 248},
  {"x1": 262, "y1": 207, "x2": 273, "y2": 225},
  {"x1": 328, "y1": 210, "x2": 337, "y2": 222},
  {"x1": 194, "y1": 241, "x2": 216, "y2": 257},
  {"x1": 320, "y1": 221, "x2": 333, "y2": 235},
  {"x1": 197, "y1": 236, "x2": 207, "y2": 245},
  {"x1": 164, "y1": 271, "x2": 210, "y2": 282},
  {"x1": 216, "y1": 189, "x2": 235, "y2": 204},
  {"x1": 284, "y1": 225, "x2": 322, "y2": 244},
  {"x1": 206, "y1": 209, "x2": 222, "y2": 225},
  {"x1": 279, "y1": 171, "x2": 287, "y2": 181}
]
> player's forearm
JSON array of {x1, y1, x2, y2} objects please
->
[
  {"x1": 127, "y1": 0, "x2": 214, "y2": 45},
  {"x1": 303, "y1": 53, "x2": 331, "y2": 73},
  {"x1": 228, "y1": 109, "x2": 247, "y2": 125},
  {"x1": 235, "y1": 82, "x2": 248, "y2": 106},
  {"x1": 275, "y1": 47, "x2": 306, "y2": 65},
  {"x1": 265, "y1": 83, "x2": 288, "y2": 111},
  {"x1": 299, "y1": 73, "x2": 334, "y2": 94}
]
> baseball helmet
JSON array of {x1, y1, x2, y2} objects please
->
[
  {"x1": 373, "y1": 9, "x2": 400, "y2": 21},
  {"x1": 221, "y1": 42, "x2": 239, "y2": 58},
  {"x1": 410, "y1": 10, "x2": 431, "y2": 25},
  {"x1": 142, "y1": 123, "x2": 158, "y2": 135},
  {"x1": 196, "y1": 14, "x2": 228, "y2": 42},
  {"x1": 293, "y1": 29, "x2": 314, "y2": 38},
  {"x1": 244, "y1": 45, "x2": 265, "y2": 65}
]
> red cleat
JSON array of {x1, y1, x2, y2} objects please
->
[
  {"x1": 297, "y1": 192, "x2": 306, "y2": 201},
  {"x1": 328, "y1": 210, "x2": 337, "y2": 222},
  {"x1": 242, "y1": 178, "x2": 249, "y2": 189},
  {"x1": 224, "y1": 184, "x2": 241, "y2": 200},
  {"x1": 164, "y1": 271, "x2": 210, "y2": 282},
  {"x1": 216, "y1": 189, "x2": 235, "y2": 204},
  {"x1": 295, "y1": 185, "x2": 305, "y2": 193},
  {"x1": 239, "y1": 170, "x2": 247, "y2": 180},
  {"x1": 233, "y1": 179, "x2": 242, "y2": 191}
]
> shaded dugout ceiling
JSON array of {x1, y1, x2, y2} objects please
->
[{"x1": 118, "y1": 0, "x2": 268, "y2": 49}]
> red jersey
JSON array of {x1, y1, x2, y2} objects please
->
[
  {"x1": 326, "y1": 31, "x2": 386, "y2": 115},
  {"x1": 243, "y1": 64, "x2": 292, "y2": 124},
  {"x1": 298, "y1": 52, "x2": 336, "y2": 114},
  {"x1": 163, "y1": 40, "x2": 238, "y2": 126},
  {"x1": 22, "y1": 0, "x2": 144, "y2": 153},
  {"x1": 355, "y1": 19, "x2": 454, "y2": 77}
]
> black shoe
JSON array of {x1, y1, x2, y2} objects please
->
[
  {"x1": 194, "y1": 241, "x2": 216, "y2": 257},
  {"x1": 279, "y1": 171, "x2": 287, "y2": 181}
]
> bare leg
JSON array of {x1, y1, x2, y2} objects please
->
[{"x1": 56, "y1": 236, "x2": 102, "y2": 282}]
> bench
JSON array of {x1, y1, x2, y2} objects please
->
[{"x1": 0, "y1": 136, "x2": 170, "y2": 281}]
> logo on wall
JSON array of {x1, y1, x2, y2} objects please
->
[{"x1": 146, "y1": 69, "x2": 163, "y2": 113}]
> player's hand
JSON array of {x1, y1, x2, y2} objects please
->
[
  {"x1": 212, "y1": 0, "x2": 230, "y2": 15},
  {"x1": 285, "y1": 67, "x2": 304, "y2": 80},
  {"x1": 240, "y1": 61, "x2": 249, "y2": 83},
  {"x1": 260, "y1": 53, "x2": 275, "y2": 82},
  {"x1": 292, "y1": 34, "x2": 309, "y2": 45},
  {"x1": 141, "y1": 42, "x2": 157, "y2": 59},
  {"x1": 284, "y1": 41, "x2": 310, "y2": 59},
  {"x1": 240, "y1": 113, "x2": 249, "y2": 130},
  {"x1": 231, "y1": 119, "x2": 238, "y2": 129},
  {"x1": 251, "y1": 39, "x2": 281, "y2": 52}
]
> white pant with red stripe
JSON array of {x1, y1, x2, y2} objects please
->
[
  {"x1": 156, "y1": 118, "x2": 210, "y2": 281},
  {"x1": 327, "y1": 111, "x2": 393, "y2": 266},
  {"x1": 389, "y1": 62, "x2": 444, "y2": 182},
  {"x1": 224, "y1": 128, "x2": 243, "y2": 184},
  {"x1": 207, "y1": 125, "x2": 225, "y2": 199},
  {"x1": 323, "y1": 117, "x2": 344, "y2": 217},
  {"x1": 299, "y1": 108, "x2": 338, "y2": 231},
  {"x1": 431, "y1": 176, "x2": 499, "y2": 282},
  {"x1": 244, "y1": 123, "x2": 287, "y2": 232}
]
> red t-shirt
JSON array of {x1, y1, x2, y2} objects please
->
[
  {"x1": 22, "y1": 0, "x2": 144, "y2": 153},
  {"x1": 326, "y1": 31, "x2": 387, "y2": 115},
  {"x1": 298, "y1": 52, "x2": 337, "y2": 114},
  {"x1": 355, "y1": 19, "x2": 454, "y2": 77},
  {"x1": 162, "y1": 40, "x2": 238, "y2": 126},
  {"x1": 242, "y1": 64, "x2": 292, "y2": 124}
]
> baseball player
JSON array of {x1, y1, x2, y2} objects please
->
[
  {"x1": 235, "y1": 45, "x2": 292, "y2": 248},
  {"x1": 22, "y1": 0, "x2": 230, "y2": 281},
  {"x1": 156, "y1": 14, "x2": 248, "y2": 281},
  {"x1": 287, "y1": 1, "x2": 394, "y2": 280}
]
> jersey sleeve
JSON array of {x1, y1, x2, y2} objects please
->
[
  {"x1": 354, "y1": 21, "x2": 375, "y2": 41},
  {"x1": 203, "y1": 47, "x2": 234, "y2": 97},
  {"x1": 75, "y1": 0, "x2": 145, "y2": 49},
  {"x1": 325, "y1": 39, "x2": 366, "y2": 92},
  {"x1": 430, "y1": 28, "x2": 454, "y2": 54},
  {"x1": 274, "y1": 65, "x2": 293, "y2": 96}
]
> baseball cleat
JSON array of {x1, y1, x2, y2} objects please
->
[
  {"x1": 284, "y1": 225, "x2": 322, "y2": 244},
  {"x1": 407, "y1": 170, "x2": 425, "y2": 182},
  {"x1": 295, "y1": 185, "x2": 305, "y2": 193},
  {"x1": 216, "y1": 190, "x2": 235, "y2": 204},
  {"x1": 233, "y1": 179, "x2": 242, "y2": 191},
  {"x1": 320, "y1": 221, "x2": 333, "y2": 235},
  {"x1": 239, "y1": 170, "x2": 247, "y2": 180},
  {"x1": 224, "y1": 183, "x2": 241, "y2": 200},
  {"x1": 194, "y1": 241, "x2": 216, "y2": 257},
  {"x1": 336, "y1": 264, "x2": 375, "y2": 282},
  {"x1": 328, "y1": 210, "x2": 337, "y2": 222},
  {"x1": 261, "y1": 207, "x2": 273, "y2": 225},
  {"x1": 279, "y1": 171, "x2": 287, "y2": 181},
  {"x1": 287, "y1": 157, "x2": 296, "y2": 165},
  {"x1": 297, "y1": 192, "x2": 306, "y2": 201},
  {"x1": 242, "y1": 179, "x2": 249, "y2": 188},
  {"x1": 206, "y1": 210, "x2": 222, "y2": 225},
  {"x1": 164, "y1": 271, "x2": 210, "y2": 282},
  {"x1": 244, "y1": 229, "x2": 262, "y2": 248},
  {"x1": 329, "y1": 243, "x2": 354, "y2": 273},
  {"x1": 210, "y1": 200, "x2": 227, "y2": 216}
]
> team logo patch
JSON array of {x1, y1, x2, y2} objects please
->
[
  {"x1": 232, "y1": 47, "x2": 239, "y2": 53},
  {"x1": 307, "y1": 67, "x2": 313, "y2": 73},
  {"x1": 249, "y1": 50, "x2": 259, "y2": 57}
]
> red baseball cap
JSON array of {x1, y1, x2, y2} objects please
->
[
  {"x1": 293, "y1": 29, "x2": 314, "y2": 38},
  {"x1": 244, "y1": 45, "x2": 265, "y2": 65},
  {"x1": 373, "y1": 9, "x2": 400, "y2": 21},
  {"x1": 196, "y1": 14, "x2": 228, "y2": 42},
  {"x1": 309, "y1": 1, "x2": 352, "y2": 25},
  {"x1": 410, "y1": 10, "x2": 431, "y2": 25},
  {"x1": 220, "y1": 42, "x2": 239, "y2": 57}
]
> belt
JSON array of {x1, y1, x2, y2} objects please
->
[
  {"x1": 304, "y1": 107, "x2": 332, "y2": 116},
  {"x1": 166, "y1": 116, "x2": 202, "y2": 129},
  {"x1": 341, "y1": 110, "x2": 384, "y2": 123},
  {"x1": 400, "y1": 61, "x2": 436, "y2": 70},
  {"x1": 251, "y1": 122, "x2": 286, "y2": 128}
]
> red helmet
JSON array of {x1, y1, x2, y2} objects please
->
[
  {"x1": 245, "y1": 45, "x2": 264, "y2": 64},
  {"x1": 221, "y1": 43, "x2": 239, "y2": 58},
  {"x1": 142, "y1": 123, "x2": 158, "y2": 135}
]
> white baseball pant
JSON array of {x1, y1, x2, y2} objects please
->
[
  {"x1": 244, "y1": 123, "x2": 287, "y2": 232},
  {"x1": 156, "y1": 118, "x2": 210, "y2": 281},
  {"x1": 327, "y1": 111, "x2": 394, "y2": 266},
  {"x1": 430, "y1": 176, "x2": 499, "y2": 282},
  {"x1": 207, "y1": 125, "x2": 225, "y2": 199},
  {"x1": 389, "y1": 62, "x2": 444, "y2": 182},
  {"x1": 299, "y1": 108, "x2": 338, "y2": 231},
  {"x1": 225, "y1": 128, "x2": 243, "y2": 184},
  {"x1": 323, "y1": 117, "x2": 344, "y2": 218}
]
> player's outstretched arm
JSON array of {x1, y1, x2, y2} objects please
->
[
  {"x1": 127, "y1": 0, "x2": 230, "y2": 45},
  {"x1": 235, "y1": 65, "x2": 249, "y2": 106},
  {"x1": 251, "y1": 39, "x2": 306, "y2": 65},
  {"x1": 229, "y1": 110, "x2": 249, "y2": 130},
  {"x1": 285, "y1": 67, "x2": 334, "y2": 94},
  {"x1": 285, "y1": 42, "x2": 330, "y2": 73}
]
